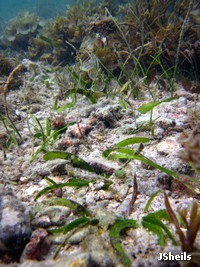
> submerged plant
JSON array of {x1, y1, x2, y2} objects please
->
[
  {"x1": 124, "y1": 0, "x2": 200, "y2": 79},
  {"x1": 164, "y1": 193, "x2": 200, "y2": 253},
  {"x1": 142, "y1": 209, "x2": 177, "y2": 246},
  {"x1": 0, "y1": 64, "x2": 23, "y2": 156},
  {"x1": 2, "y1": 12, "x2": 44, "y2": 50},
  {"x1": 103, "y1": 136, "x2": 177, "y2": 178},
  {"x1": 102, "y1": 135, "x2": 200, "y2": 194},
  {"x1": 141, "y1": 190, "x2": 200, "y2": 266},
  {"x1": 30, "y1": 0, "x2": 100, "y2": 65},
  {"x1": 109, "y1": 219, "x2": 138, "y2": 267},
  {"x1": 29, "y1": 117, "x2": 74, "y2": 162},
  {"x1": 137, "y1": 96, "x2": 177, "y2": 134}
]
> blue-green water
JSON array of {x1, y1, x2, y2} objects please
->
[{"x1": 0, "y1": 0, "x2": 75, "y2": 19}]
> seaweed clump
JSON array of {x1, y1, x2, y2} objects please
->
[
  {"x1": 0, "y1": 54, "x2": 21, "y2": 90},
  {"x1": 80, "y1": 0, "x2": 200, "y2": 82},
  {"x1": 0, "y1": 54, "x2": 15, "y2": 76},
  {"x1": 29, "y1": 0, "x2": 100, "y2": 65},
  {"x1": 121, "y1": 0, "x2": 200, "y2": 78},
  {"x1": 1, "y1": 12, "x2": 44, "y2": 51}
]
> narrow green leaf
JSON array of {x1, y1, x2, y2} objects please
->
[
  {"x1": 34, "y1": 179, "x2": 91, "y2": 201},
  {"x1": 68, "y1": 68, "x2": 90, "y2": 88},
  {"x1": 34, "y1": 117, "x2": 45, "y2": 136},
  {"x1": 115, "y1": 168, "x2": 126, "y2": 178},
  {"x1": 30, "y1": 144, "x2": 47, "y2": 163},
  {"x1": 51, "y1": 124, "x2": 72, "y2": 140},
  {"x1": 49, "y1": 217, "x2": 99, "y2": 234},
  {"x1": 43, "y1": 151, "x2": 87, "y2": 167},
  {"x1": 64, "y1": 88, "x2": 97, "y2": 104},
  {"x1": 55, "y1": 103, "x2": 74, "y2": 112},
  {"x1": 107, "y1": 152, "x2": 135, "y2": 160},
  {"x1": 137, "y1": 101, "x2": 160, "y2": 114},
  {"x1": 67, "y1": 178, "x2": 93, "y2": 186},
  {"x1": 42, "y1": 197, "x2": 90, "y2": 216},
  {"x1": 101, "y1": 180, "x2": 113, "y2": 189},
  {"x1": 43, "y1": 151, "x2": 101, "y2": 174},
  {"x1": 51, "y1": 217, "x2": 99, "y2": 260},
  {"x1": 71, "y1": 155, "x2": 95, "y2": 172},
  {"x1": 138, "y1": 97, "x2": 177, "y2": 114},
  {"x1": 109, "y1": 219, "x2": 138, "y2": 267},
  {"x1": 144, "y1": 190, "x2": 161, "y2": 212},
  {"x1": 53, "y1": 98, "x2": 58, "y2": 110},
  {"x1": 107, "y1": 152, "x2": 177, "y2": 177},
  {"x1": 115, "y1": 137, "x2": 150, "y2": 147},
  {"x1": 44, "y1": 176, "x2": 58, "y2": 186},
  {"x1": 33, "y1": 132, "x2": 44, "y2": 139},
  {"x1": 142, "y1": 210, "x2": 177, "y2": 246},
  {"x1": 102, "y1": 148, "x2": 116, "y2": 158},
  {"x1": 103, "y1": 138, "x2": 149, "y2": 157},
  {"x1": 46, "y1": 118, "x2": 51, "y2": 137},
  {"x1": 142, "y1": 219, "x2": 166, "y2": 246},
  {"x1": 103, "y1": 148, "x2": 135, "y2": 158},
  {"x1": 43, "y1": 150, "x2": 81, "y2": 163},
  {"x1": 39, "y1": 35, "x2": 54, "y2": 48}
]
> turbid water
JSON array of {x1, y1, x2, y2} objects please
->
[{"x1": 0, "y1": 0, "x2": 74, "y2": 19}]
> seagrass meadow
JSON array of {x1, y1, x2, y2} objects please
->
[{"x1": 0, "y1": 1, "x2": 200, "y2": 267}]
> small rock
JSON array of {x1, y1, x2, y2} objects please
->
[
  {"x1": 93, "y1": 104, "x2": 123, "y2": 128},
  {"x1": 178, "y1": 96, "x2": 187, "y2": 105},
  {"x1": 32, "y1": 206, "x2": 71, "y2": 228},
  {"x1": 21, "y1": 228, "x2": 51, "y2": 261},
  {"x1": 157, "y1": 173, "x2": 173, "y2": 190},
  {"x1": 69, "y1": 123, "x2": 93, "y2": 138},
  {"x1": 87, "y1": 161, "x2": 115, "y2": 175},
  {"x1": 30, "y1": 104, "x2": 41, "y2": 113},
  {"x1": 45, "y1": 159, "x2": 67, "y2": 175},
  {"x1": 20, "y1": 176, "x2": 29, "y2": 183},
  {"x1": 156, "y1": 138, "x2": 178, "y2": 156},
  {"x1": 138, "y1": 180, "x2": 160, "y2": 196},
  {"x1": 31, "y1": 215, "x2": 51, "y2": 228},
  {"x1": 0, "y1": 186, "x2": 32, "y2": 262}
]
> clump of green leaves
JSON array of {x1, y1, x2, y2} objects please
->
[
  {"x1": 137, "y1": 96, "x2": 178, "y2": 134},
  {"x1": 143, "y1": 190, "x2": 200, "y2": 265},
  {"x1": 109, "y1": 219, "x2": 138, "y2": 267},
  {"x1": 42, "y1": 151, "x2": 113, "y2": 188},
  {"x1": 34, "y1": 177, "x2": 98, "y2": 259},
  {"x1": 34, "y1": 176, "x2": 93, "y2": 202},
  {"x1": 30, "y1": 117, "x2": 74, "y2": 162},
  {"x1": 0, "y1": 113, "x2": 19, "y2": 159},
  {"x1": 103, "y1": 136, "x2": 177, "y2": 177},
  {"x1": 142, "y1": 209, "x2": 177, "y2": 246}
]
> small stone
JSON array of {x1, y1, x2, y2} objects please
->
[
  {"x1": 95, "y1": 182, "x2": 106, "y2": 190},
  {"x1": 30, "y1": 104, "x2": 41, "y2": 113},
  {"x1": 48, "y1": 159, "x2": 67, "y2": 175},
  {"x1": 31, "y1": 215, "x2": 51, "y2": 228},
  {"x1": 69, "y1": 123, "x2": 93, "y2": 138},
  {"x1": 0, "y1": 186, "x2": 32, "y2": 262},
  {"x1": 157, "y1": 173, "x2": 173, "y2": 190},
  {"x1": 32, "y1": 206, "x2": 71, "y2": 228},
  {"x1": 21, "y1": 228, "x2": 51, "y2": 261},
  {"x1": 94, "y1": 104, "x2": 122, "y2": 128},
  {"x1": 87, "y1": 161, "x2": 115, "y2": 175},
  {"x1": 54, "y1": 188, "x2": 63, "y2": 198},
  {"x1": 179, "y1": 96, "x2": 187, "y2": 105},
  {"x1": 156, "y1": 139, "x2": 177, "y2": 156},
  {"x1": 20, "y1": 176, "x2": 28, "y2": 183}
]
